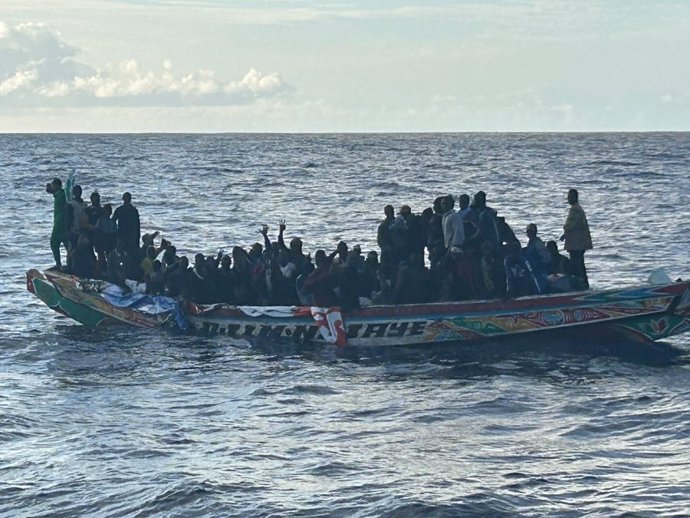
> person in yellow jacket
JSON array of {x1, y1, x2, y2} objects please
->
[{"x1": 560, "y1": 188, "x2": 593, "y2": 289}]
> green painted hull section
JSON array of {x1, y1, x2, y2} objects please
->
[
  {"x1": 612, "y1": 313, "x2": 690, "y2": 342},
  {"x1": 31, "y1": 276, "x2": 111, "y2": 327},
  {"x1": 27, "y1": 269, "x2": 165, "y2": 329}
]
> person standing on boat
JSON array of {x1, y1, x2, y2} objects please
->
[
  {"x1": 83, "y1": 191, "x2": 103, "y2": 242},
  {"x1": 457, "y1": 193, "x2": 473, "y2": 223},
  {"x1": 95, "y1": 203, "x2": 117, "y2": 272},
  {"x1": 390, "y1": 206, "x2": 412, "y2": 265},
  {"x1": 441, "y1": 195, "x2": 464, "y2": 253},
  {"x1": 377, "y1": 205, "x2": 396, "y2": 270},
  {"x1": 113, "y1": 192, "x2": 141, "y2": 260},
  {"x1": 66, "y1": 185, "x2": 88, "y2": 269},
  {"x1": 402, "y1": 205, "x2": 426, "y2": 267},
  {"x1": 442, "y1": 195, "x2": 481, "y2": 299},
  {"x1": 561, "y1": 188, "x2": 593, "y2": 289},
  {"x1": 71, "y1": 234, "x2": 97, "y2": 278},
  {"x1": 426, "y1": 197, "x2": 446, "y2": 270},
  {"x1": 472, "y1": 191, "x2": 500, "y2": 253},
  {"x1": 46, "y1": 178, "x2": 69, "y2": 270},
  {"x1": 84, "y1": 191, "x2": 103, "y2": 224}
]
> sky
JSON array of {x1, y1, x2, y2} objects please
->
[{"x1": 1, "y1": 0, "x2": 689, "y2": 132}]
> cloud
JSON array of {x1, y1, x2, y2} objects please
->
[{"x1": 0, "y1": 21, "x2": 290, "y2": 107}]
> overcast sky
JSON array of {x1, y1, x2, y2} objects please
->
[{"x1": 1, "y1": 0, "x2": 689, "y2": 132}]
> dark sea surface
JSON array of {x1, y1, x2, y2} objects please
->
[{"x1": 1, "y1": 133, "x2": 690, "y2": 517}]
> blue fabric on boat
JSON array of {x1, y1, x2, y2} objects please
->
[
  {"x1": 102, "y1": 284, "x2": 147, "y2": 307},
  {"x1": 101, "y1": 284, "x2": 188, "y2": 330},
  {"x1": 136, "y1": 297, "x2": 178, "y2": 315}
]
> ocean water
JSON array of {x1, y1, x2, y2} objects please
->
[{"x1": 1, "y1": 133, "x2": 690, "y2": 516}]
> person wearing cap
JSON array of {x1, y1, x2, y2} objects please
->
[
  {"x1": 560, "y1": 188, "x2": 593, "y2": 289},
  {"x1": 45, "y1": 177, "x2": 69, "y2": 269},
  {"x1": 113, "y1": 191, "x2": 141, "y2": 261}
]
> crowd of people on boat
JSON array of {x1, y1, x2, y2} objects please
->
[{"x1": 45, "y1": 177, "x2": 593, "y2": 308}]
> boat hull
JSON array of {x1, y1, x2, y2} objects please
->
[
  {"x1": 27, "y1": 269, "x2": 170, "y2": 328},
  {"x1": 184, "y1": 282, "x2": 690, "y2": 346},
  {"x1": 27, "y1": 269, "x2": 690, "y2": 347}
]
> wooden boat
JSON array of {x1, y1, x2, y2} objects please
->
[{"x1": 27, "y1": 268, "x2": 690, "y2": 347}]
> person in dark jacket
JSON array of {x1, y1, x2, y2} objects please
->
[
  {"x1": 504, "y1": 243, "x2": 544, "y2": 297},
  {"x1": 426, "y1": 197, "x2": 446, "y2": 268},
  {"x1": 215, "y1": 255, "x2": 236, "y2": 303},
  {"x1": 546, "y1": 240, "x2": 572, "y2": 275},
  {"x1": 165, "y1": 255, "x2": 188, "y2": 297},
  {"x1": 46, "y1": 177, "x2": 69, "y2": 269},
  {"x1": 71, "y1": 234, "x2": 97, "y2": 278},
  {"x1": 146, "y1": 260, "x2": 166, "y2": 296},
  {"x1": 496, "y1": 216, "x2": 520, "y2": 249},
  {"x1": 392, "y1": 253, "x2": 429, "y2": 304},
  {"x1": 472, "y1": 191, "x2": 501, "y2": 253},
  {"x1": 182, "y1": 253, "x2": 213, "y2": 303},
  {"x1": 377, "y1": 205, "x2": 396, "y2": 269},
  {"x1": 84, "y1": 191, "x2": 103, "y2": 230},
  {"x1": 106, "y1": 238, "x2": 130, "y2": 287},
  {"x1": 113, "y1": 192, "x2": 140, "y2": 258}
]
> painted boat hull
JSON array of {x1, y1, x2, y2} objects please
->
[
  {"x1": 27, "y1": 269, "x2": 690, "y2": 347},
  {"x1": 27, "y1": 269, "x2": 169, "y2": 328}
]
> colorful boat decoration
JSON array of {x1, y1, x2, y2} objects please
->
[{"x1": 27, "y1": 268, "x2": 690, "y2": 347}]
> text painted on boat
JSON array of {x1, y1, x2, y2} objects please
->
[{"x1": 196, "y1": 320, "x2": 428, "y2": 340}]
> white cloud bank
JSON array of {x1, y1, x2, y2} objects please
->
[{"x1": 0, "y1": 22, "x2": 289, "y2": 107}]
